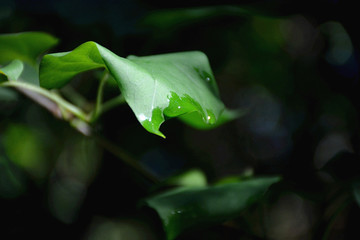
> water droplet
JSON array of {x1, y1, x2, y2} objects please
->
[
  {"x1": 177, "y1": 106, "x2": 181, "y2": 109},
  {"x1": 139, "y1": 114, "x2": 147, "y2": 121},
  {"x1": 205, "y1": 77, "x2": 211, "y2": 82},
  {"x1": 171, "y1": 210, "x2": 182, "y2": 215},
  {"x1": 207, "y1": 116, "x2": 211, "y2": 120}
]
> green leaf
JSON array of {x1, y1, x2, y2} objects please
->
[
  {"x1": 40, "y1": 41, "x2": 237, "y2": 137},
  {"x1": 144, "y1": 176, "x2": 280, "y2": 240},
  {"x1": 0, "y1": 60, "x2": 24, "y2": 81},
  {"x1": 0, "y1": 32, "x2": 59, "y2": 65},
  {"x1": 0, "y1": 58, "x2": 45, "y2": 86},
  {"x1": 180, "y1": 108, "x2": 245, "y2": 130},
  {"x1": 166, "y1": 169, "x2": 207, "y2": 187}
]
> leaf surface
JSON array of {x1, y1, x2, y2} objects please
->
[
  {"x1": 0, "y1": 60, "x2": 24, "y2": 81},
  {"x1": 144, "y1": 176, "x2": 280, "y2": 240},
  {"x1": 0, "y1": 32, "x2": 58, "y2": 65},
  {"x1": 40, "y1": 42, "x2": 237, "y2": 137}
]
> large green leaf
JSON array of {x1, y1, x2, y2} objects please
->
[
  {"x1": 0, "y1": 32, "x2": 58, "y2": 65},
  {"x1": 144, "y1": 176, "x2": 280, "y2": 240},
  {"x1": 40, "y1": 42, "x2": 237, "y2": 137}
]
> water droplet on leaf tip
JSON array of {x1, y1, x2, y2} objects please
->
[{"x1": 139, "y1": 113, "x2": 147, "y2": 121}]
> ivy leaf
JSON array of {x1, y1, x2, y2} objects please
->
[
  {"x1": 0, "y1": 60, "x2": 24, "y2": 81},
  {"x1": 0, "y1": 59, "x2": 44, "y2": 86},
  {"x1": 143, "y1": 176, "x2": 280, "y2": 240},
  {"x1": 0, "y1": 32, "x2": 58, "y2": 65},
  {"x1": 40, "y1": 41, "x2": 238, "y2": 137}
]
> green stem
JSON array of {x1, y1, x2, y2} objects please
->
[
  {"x1": 61, "y1": 85, "x2": 90, "y2": 110},
  {"x1": 94, "y1": 72, "x2": 109, "y2": 117},
  {"x1": 88, "y1": 72, "x2": 111, "y2": 122},
  {"x1": 0, "y1": 81, "x2": 88, "y2": 121},
  {"x1": 89, "y1": 72, "x2": 126, "y2": 122},
  {"x1": 1, "y1": 80, "x2": 156, "y2": 183},
  {"x1": 100, "y1": 95, "x2": 126, "y2": 113}
]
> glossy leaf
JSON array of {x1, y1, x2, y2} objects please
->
[
  {"x1": 0, "y1": 32, "x2": 58, "y2": 65},
  {"x1": 180, "y1": 108, "x2": 244, "y2": 130},
  {"x1": 40, "y1": 42, "x2": 236, "y2": 137},
  {"x1": 144, "y1": 176, "x2": 280, "y2": 240}
]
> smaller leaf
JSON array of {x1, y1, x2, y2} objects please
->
[
  {"x1": 0, "y1": 32, "x2": 58, "y2": 65},
  {"x1": 0, "y1": 60, "x2": 24, "y2": 81},
  {"x1": 39, "y1": 41, "x2": 104, "y2": 89},
  {"x1": 144, "y1": 176, "x2": 280, "y2": 240}
]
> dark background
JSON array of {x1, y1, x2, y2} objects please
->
[{"x1": 1, "y1": 0, "x2": 360, "y2": 239}]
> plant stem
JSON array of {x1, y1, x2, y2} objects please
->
[
  {"x1": 1, "y1": 81, "x2": 156, "y2": 182},
  {"x1": 89, "y1": 72, "x2": 126, "y2": 122},
  {"x1": 90, "y1": 71, "x2": 109, "y2": 122},
  {"x1": 0, "y1": 81, "x2": 88, "y2": 121},
  {"x1": 61, "y1": 85, "x2": 91, "y2": 110}
]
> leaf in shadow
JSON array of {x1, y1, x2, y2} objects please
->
[
  {"x1": 143, "y1": 176, "x2": 280, "y2": 240},
  {"x1": 0, "y1": 32, "x2": 58, "y2": 65}
]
